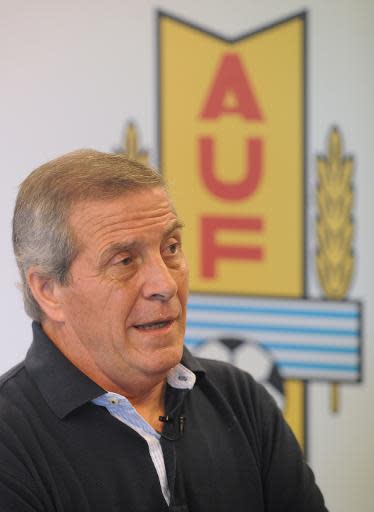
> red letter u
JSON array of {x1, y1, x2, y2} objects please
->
[{"x1": 199, "y1": 137, "x2": 263, "y2": 200}]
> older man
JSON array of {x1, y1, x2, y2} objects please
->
[{"x1": 0, "y1": 150, "x2": 328, "y2": 511}]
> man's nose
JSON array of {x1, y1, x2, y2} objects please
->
[{"x1": 141, "y1": 256, "x2": 178, "y2": 301}]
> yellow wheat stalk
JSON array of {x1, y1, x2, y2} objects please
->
[
  {"x1": 316, "y1": 127, "x2": 354, "y2": 299},
  {"x1": 122, "y1": 122, "x2": 149, "y2": 166}
]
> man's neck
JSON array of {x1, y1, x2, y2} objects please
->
[{"x1": 124, "y1": 380, "x2": 167, "y2": 431}]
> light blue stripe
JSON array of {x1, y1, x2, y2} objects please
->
[
  {"x1": 186, "y1": 320, "x2": 357, "y2": 337},
  {"x1": 278, "y1": 361, "x2": 358, "y2": 372},
  {"x1": 187, "y1": 303, "x2": 359, "y2": 319},
  {"x1": 261, "y1": 342, "x2": 358, "y2": 354},
  {"x1": 185, "y1": 338, "x2": 204, "y2": 346}
]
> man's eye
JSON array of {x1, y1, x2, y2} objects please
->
[
  {"x1": 168, "y1": 243, "x2": 179, "y2": 255},
  {"x1": 119, "y1": 256, "x2": 132, "y2": 266}
]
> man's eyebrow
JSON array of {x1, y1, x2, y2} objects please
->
[
  {"x1": 98, "y1": 241, "x2": 136, "y2": 267},
  {"x1": 163, "y1": 220, "x2": 185, "y2": 238},
  {"x1": 98, "y1": 221, "x2": 184, "y2": 267}
]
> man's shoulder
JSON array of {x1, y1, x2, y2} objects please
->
[
  {"x1": 0, "y1": 361, "x2": 25, "y2": 390},
  {"x1": 0, "y1": 361, "x2": 34, "y2": 420},
  {"x1": 0, "y1": 362, "x2": 25, "y2": 391},
  {"x1": 192, "y1": 354, "x2": 280, "y2": 422}
]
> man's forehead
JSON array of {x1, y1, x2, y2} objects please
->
[
  {"x1": 68, "y1": 187, "x2": 180, "y2": 243},
  {"x1": 71, "y1": 187, "x2": 170, "y2": 217}
]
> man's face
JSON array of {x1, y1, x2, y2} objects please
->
[{"x1": 55, "y1": 186, "x2": 189, "y2": 392}]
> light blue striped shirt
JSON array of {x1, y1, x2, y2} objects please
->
[{"x1": 92, "y1": 364, "x2": 196, "y2": 505}]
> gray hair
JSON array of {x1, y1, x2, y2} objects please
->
[{"x1": 12, "y1": 149, "x2": 165, "y2": 321}]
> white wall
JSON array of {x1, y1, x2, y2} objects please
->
[{"x1": 1, "y1": 1, "x2": 373, "y2": 510}]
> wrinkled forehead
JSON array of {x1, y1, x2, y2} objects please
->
[{"x1": 67, "y1": 186, "x2": 178, "y2": 249}]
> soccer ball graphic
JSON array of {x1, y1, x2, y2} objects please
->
[{"x1": 193, "y1": 337, "x2": 285, "y2": 410}]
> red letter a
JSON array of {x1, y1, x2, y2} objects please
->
[{"x1": 200, "y1": 53, "x2": 262, "y2": 120}]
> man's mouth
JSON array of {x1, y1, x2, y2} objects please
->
[{"x1": 134, "y1": 319, "x2": 174, "y2": 331}]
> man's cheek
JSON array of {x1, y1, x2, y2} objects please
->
[
  {"x1": 95, "y1": 281, "x2": 123, "y2": 312},
  {"x1": 180, "y1": 266, "x2": 190, "y2": 300}
]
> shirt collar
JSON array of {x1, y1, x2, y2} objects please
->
[
  {"x1": 25, "y1": 322, "x2": 205, "y2": 419},
  {"x1": 166, "y1": 363, "x2": 196, "y2": 389}
]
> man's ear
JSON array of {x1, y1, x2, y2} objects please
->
[{"x1": 27, "y1": 268, "x2": 65, "y2": 322}]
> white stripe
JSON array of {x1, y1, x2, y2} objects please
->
[
  {"x1": 269, "y1": 351, "x2": 359, "y2": 365},
  {"x1": 280, "y1": 367, "x2": 358, "y2": 380}
]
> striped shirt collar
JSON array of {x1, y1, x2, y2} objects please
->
[
  {"x1": 93, "y1": 363, "x2": 196, "y2": 407},
  {"x1": 166, "y1": 362, "x2": 196, "y2": 389}
]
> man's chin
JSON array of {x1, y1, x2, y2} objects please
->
[{"x1": 142, "y1": 343, "x2": 184, "y2": 376}]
